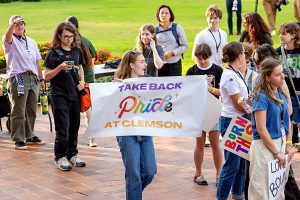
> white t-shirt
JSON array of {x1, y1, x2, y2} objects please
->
[
  {"x1": 220, "y1": 68, "x2": 248, "y2": 118},
  {"x1": 193, "y1": 28, "x2": 227, "y2": 66}
]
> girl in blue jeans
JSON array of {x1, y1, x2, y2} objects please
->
[
  {"x1": 114, "y1": 50, "x2": 157, "y2": 200},
  {"x1": 216, "y1": 42, "x2": 250, "y2": 200}
]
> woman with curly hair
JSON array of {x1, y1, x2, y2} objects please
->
[{"x1": 239, "y1": 12, "x2": 273, "y2": 48}]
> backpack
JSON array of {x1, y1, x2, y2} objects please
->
[
  {"x1": 156, "y1": 23, "x2": 180, "y2": 46},
  {"x1": 156, "y1": 23, "x2": 183, "y2": 58},
  {"x1": 104, "y1": 59, "x2": 121, "y2": 69}
]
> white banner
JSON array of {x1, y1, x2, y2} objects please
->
[
  {"x1": 268, "y1": 156, "x2": 290, "y2": 200},
  {"x1": 222, "y1": 116, "x2": 252, "y2": 160},
  {"x1": 84, "y1": 76, "x2": 211, "y2": 137}
]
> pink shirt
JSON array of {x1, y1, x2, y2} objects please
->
[{"x1": 2, "y1": 35, "x2": 42, "y2": 78}]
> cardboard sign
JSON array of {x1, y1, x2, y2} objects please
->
[
  {"x1": 268, "y1": 155, "x2": 290, "y2": 200},
  {"x1": 222, "y1": 116, "x2": 252, "y2": 160}
]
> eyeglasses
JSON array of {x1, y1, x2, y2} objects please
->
[{"x1": 62, "y1": 34, "x2": 74, "y2": 40}]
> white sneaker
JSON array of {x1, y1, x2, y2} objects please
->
[
  {"x1": 69, "y1": 156, "x2": 86, "y2": 167},
  {"x1": 55, "y1": 157, "x2": 72, "y2": 171},
  {"x1": 88, "y1": 138, "x2": 97, "y2": 147}
]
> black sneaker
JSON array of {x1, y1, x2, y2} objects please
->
[
  {"x1": 15, "y1": 141, "x2": 28, "y2": 150},
  {"x1": 26, "y1": 136, "x2": 46, "y2": 145}
]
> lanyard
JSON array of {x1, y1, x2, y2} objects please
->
[
  {"x1": 208, "y1": 29, "x2": 221, "y2": 53},
  {"x1": 227, "y1": 65, "x2": 250, "y2": 94},
  {"x1": 13, "y1": 34, "x2": 28, "y2": 50}
]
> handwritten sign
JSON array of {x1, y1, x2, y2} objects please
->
[
  {"x1": 222, "y1": 116, "x2": 252, "y2": 160},
  {"x1": 85, "y1": 76, "x2": 210, "y2": 137},
  {"x1": 268, "y1": 156, "x2": 290, "y2": 200}
]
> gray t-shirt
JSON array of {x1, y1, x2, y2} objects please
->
[{"x1": 143, "y1": 45, "x2": 164, "y2": 77}]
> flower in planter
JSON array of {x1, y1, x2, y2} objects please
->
[{"x1": 95, "y1": 49, "x2": 112, "y2": 64}]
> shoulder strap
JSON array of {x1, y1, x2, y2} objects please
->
[
  {"x1": 171, "y1": 23, "x2": 180, "y2": 46},
  {"x1": 156, "y1": 23, "x2": 180, "y2": 46},
  {"x1": 248, "y1": 71, "x2": 253, "y2": 91}
]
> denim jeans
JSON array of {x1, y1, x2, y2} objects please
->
[
  {"x1": 117, "y1": 136, "x2": 157, "y2": 200},
  {"x1": 216, "y1": 116, "x2": 246, "y2": 200},
  {"x1": 52, "y1": 95, "x2": 80, "y2": 160},
  {"x1": 226, "y1": 0, "x2": 242, "y2": 34},
  {"x1": 291, "y1": 95, "x2": 300, "y2": 124}
]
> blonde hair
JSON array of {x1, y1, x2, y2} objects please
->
[
  {"x1": 254, "y1": 58, "x2": 286, "y2": 104},
  {"x1": 115, "y1": 50, "x2": 142, "y2": 80}
]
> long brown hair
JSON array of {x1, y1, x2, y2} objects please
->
[
  {"x1": 115, "y1": 50, "x2": 142, "y2": 80},
  {"x1": 136, "y1": 24, "x2": 157, "y2": 52},
  {"x1": 254, "y1": 58, "x2": 285, "y2": 104},
  {"x1": 66, "y1": 16, "x2": 93, "y2": 67},
  {"x1": 51, "y1": 22, "x2": 80, "y2": 49},
  {"x1": 279, "y1": 22, "x2": 300, "y2": 48},
  {"x1": 244, "y1": 13, "x2": 271, "y2": 48}
]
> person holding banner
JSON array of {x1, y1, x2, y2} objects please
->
[
  {"x1": 248, "y1": 58, "x2": 294, "y2": 200},
  {"x1": 186, "y1": 43, "x2": 223, "y2": 186},
  {"x1": 44, "y1": 22, "x2": 86, "y2": 171},
  {"x1": 114, "y1": 50, "x2": 157, "y2": 200},
  {"x1": 136, "y1": 24, "x2": 164, "y2": 77},
  {"x1": 216, "y1": 42, "x2": 250, "y2": 200}
]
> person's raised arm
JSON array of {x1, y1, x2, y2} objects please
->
[
  {"x1": 150, "y1": 39, "x2": 164, "y2": 69},
  {"x1": 4, "y1": 17, "x2": 23, "y2": 44}
]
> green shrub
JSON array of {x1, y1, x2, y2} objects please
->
[
  {"x1": 0, "y1": 0, "x2": 12, "y2": 3},
  {"x1": 0, "y1": 56, "x2": 6, "y2": 70}
]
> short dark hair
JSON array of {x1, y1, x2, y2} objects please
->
[
  {"x1": 194, "y1": 43, "x2": 212, "y2": 59},
  {"x1": 254, "y1": 44, "x2": 278, "y2": 65},
  {"x1": 66, "y1": 16, "x2": 79, "y2": 29},
  {"x1": 156, "y1": 5, "x2": 175, "y2": 22}
]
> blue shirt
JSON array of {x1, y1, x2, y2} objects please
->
[{"x1": 252, "y1": 91, "x2": 289, "y2": 140}]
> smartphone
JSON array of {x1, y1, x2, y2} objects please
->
[{"x1": 66, "y1": 61, "x2": 75, "y2": 66}]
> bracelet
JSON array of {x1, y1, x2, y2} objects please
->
[
  {"x1": 39, "y1": 78, "x2": 45, "y2": 82},
  {"x1": 286, "y1": 140, "x2": 292, "y2": 145},
  {"x1": 211, "y1": 87, "x2": 216, "y2": 93},
  {"x1": 79, "y1": 81, "x2": 85, "y2": 84}
]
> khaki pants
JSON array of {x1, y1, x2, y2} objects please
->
[
  {"x1": 248, "y1": 137, "x2": 286, "y2": 200},
  {"x1": 7, "y1": 74, "x2": 38, "y2": 142},
  {"x1": 263, "y1": 0, "x2": 278, "y2": 30},
  {"x1": 295, "y1": 0, "x2": 300, "y2": 22}
]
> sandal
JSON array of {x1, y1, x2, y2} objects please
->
[{"x1": 194, "y1": 175, "x2": 208, "y2": 185}]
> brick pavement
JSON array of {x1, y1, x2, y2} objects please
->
[{"x1": 0, "y1": 111, "x2": 299, "y2": 200}]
